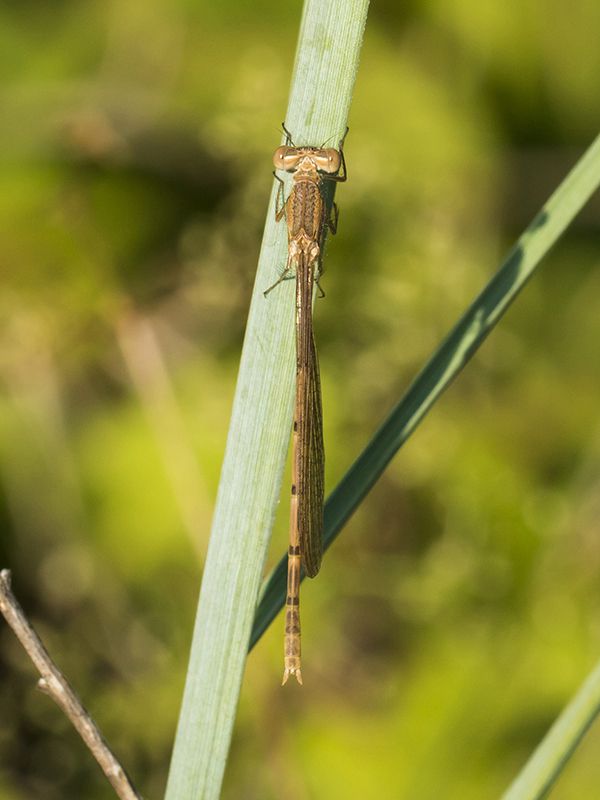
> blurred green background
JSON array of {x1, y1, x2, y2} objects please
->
[{"x1": 1, "y1": 1, "x2": 600, "y2": 798}]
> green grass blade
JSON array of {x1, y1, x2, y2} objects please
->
[
  {"x1": 501, "y1": 656, "x2": 600, "y2": 799},
  {"x1": 251, "y1": 132, "x2": 600, "y2": 650},
  {"x1": 164, "y1": 2, "x2": 370, "y2": 799}
]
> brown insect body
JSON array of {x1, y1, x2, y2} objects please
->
[{"x1": 266, "y1": 126, "x2": 347, "y2": 686}]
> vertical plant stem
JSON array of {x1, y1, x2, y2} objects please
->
[{"x1": 164, "y1": 2, "x2": 370, "y2": 798}]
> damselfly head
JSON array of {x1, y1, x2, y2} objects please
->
[{"x1": 273, "y1": 145, "x2": 342, "y2": 175}]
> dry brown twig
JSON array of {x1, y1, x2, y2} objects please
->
[{"x1": 0, "y1": 569, "x2": 143, "y2": 800}]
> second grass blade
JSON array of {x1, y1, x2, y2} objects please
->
[{"x1": 251, "y1": 131, "x2": 600, "y2": 649}]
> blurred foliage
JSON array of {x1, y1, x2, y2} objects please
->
[{"x1": 0, "y1": 1, "x2": 599, "y2": 798}]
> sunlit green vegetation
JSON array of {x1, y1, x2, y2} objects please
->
[{"x1": 1, "y1": 1, "x2": 599, "y2": 798}]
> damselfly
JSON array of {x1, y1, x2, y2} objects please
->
[{"x1": 265, "y1": 123, "x2": 347, "y2": 685}]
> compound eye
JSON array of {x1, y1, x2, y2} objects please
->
[
  {"x1": 273, "y1": 146, "x2": 300, "y2": 171},
  {"x1": 323, "y1": 148, "x2": 341, "y2": 172},
  {"x1": 313, "y1": 148, "x2": 340, "y2": 173}
]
